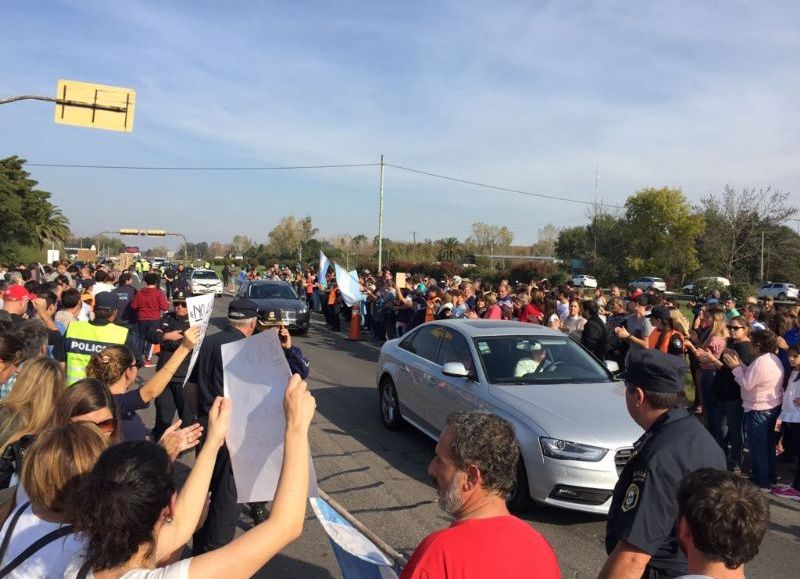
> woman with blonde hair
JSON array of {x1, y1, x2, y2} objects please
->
[
  {"x1": 0, "y1": 422, "x2": 108, "y2": 577},
  {"x1": 694, "y1": 308, "x2": 728, "y2": 431},
  {"x1": 0, "y1": 358, "x2": 66, "y2": 488}
]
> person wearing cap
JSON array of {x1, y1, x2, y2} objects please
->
[
  {"x1": 247, "y1": 306, "x2": 311, "y2": 525},
  {"x1": 188, "y1": 297, "x2": 260, "y2": 554},
  {"x1": 145, "y1": 290, "x2": 193, "y2": 440},
  {"x1": 2, "y1": 285, "x2": 36, "y2": 328},
  {"x1": 599, "y1": 349, "x2": 726, "y2": 579},
  {"x1": 646, "y1": 305, "x2": 686, "y2": 357},
  {"x1": 57, "y1": 291, "x2": 139, "y2": 385}
]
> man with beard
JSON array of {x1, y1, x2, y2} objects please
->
[{"x1": 400, "y1": 411, "x2": 560, "y2": 579}]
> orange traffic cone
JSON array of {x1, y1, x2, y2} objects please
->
[{"x1": 346, "y1": 305, "x2": 362, "y2": 341}]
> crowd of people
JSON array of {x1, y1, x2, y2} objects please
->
[
  {"x1": 0, "y1": 257, "x2": 793, "y2": 578},
  {"x1": 309, "y1": 267, "x2": 800, "y2": 500}
]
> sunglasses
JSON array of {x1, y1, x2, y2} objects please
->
[
  {"x1": 173, "y1": 302, "x2": 187, "y2": 307},
  {"x1": 727, "y1": 325, "x2": 744, "y2": 331},
  {"x1": 80, "y1": 417, "x2": 117, "y2": 434}
]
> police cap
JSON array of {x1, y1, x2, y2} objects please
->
[
  {"x1": 172, "y1": 290, "x2": 188, "y2": 303},
  {"x1": 94, "y1": 291, "x2": 119, "y2": 310},
  {"x1": 228, "y1": 298, "x2": 259, "y2": 320},
  {"x1": 623, "y1": 349, "x2": 687, "y2": 394}
]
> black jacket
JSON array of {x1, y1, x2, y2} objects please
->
[{"x1": 581, "y1": 315, "x2": 608, "y2": 359}]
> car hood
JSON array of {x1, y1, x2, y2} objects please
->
[
  {"x1": 489, "y1": 381, "x2": 642, "y2": 448},
  {"x1": 191, "y1": 278, "x2": 221, "y2": 285},
  {"x1": 249, "y1": 298, "x2": 304, "y2": 310}
]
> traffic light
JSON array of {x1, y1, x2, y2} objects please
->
[
  {"x1": 146, "y1": 229, "x2": 166, "y2": 237},
  {"x1": 119, "y1": 228, "x2": 140, "y2": 235}
]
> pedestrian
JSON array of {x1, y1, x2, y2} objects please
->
[
  {"x1": 580, "y1": 300, "x2": 607, "y2": 359},
  {"x1": 773, "y1": 342, "x2": 800, "y2": 500},
  {"x1": 647, "y1": 305, "x2": 686, "y2": 356},
  {"x1": 721, "y1": 329, "x2": 784, "y2": 490},
  {"x1": 400, "y1": 411, "x2": 560, "y2": 579},
  {"x1": 221, "y1": 263, "x2": 231, "y2": 290},
  {"x1": 188, "y1": 298, "x2": 259, "y2": 553},
  {"x1": 144, "y1": 290, "x2": 192, "y2": 440},
  {"x1": 131, "y1": 273, "x2": 170, "y2": 366},
  {"x1": 599, "y1": 349, "x2": 726, "y2": 579},
  {"x1": 675, "y1": 468, "x2": 769, "y2": 579},
  {"x1": 57, "y1": 292, "x2": 139, "y2": 385}
]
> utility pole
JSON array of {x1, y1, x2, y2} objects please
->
[
  {"x1": 760, "y1": 230, "x2": 765, "y2": 282},
  {"x1": 377, "y1": 154, "x2": 385, "y2": 272},
  {"x1": 593, "y1": 166, "x2": 599, "y2": 268},
  {"x1": 412, "y1": 231, "x2": 417, "y2": 261}
]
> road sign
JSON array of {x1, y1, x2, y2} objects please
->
[{"x1": 54, "y1": 79, "x2": 135, "y2": 132}]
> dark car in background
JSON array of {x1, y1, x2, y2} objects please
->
[{"x1": 236, "y1": 280, "x2": 310, "y2": 334}]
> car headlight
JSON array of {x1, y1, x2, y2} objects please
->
[
  {"x1": 298, "y1": 306, "x2": 308, "y2": 314},
  {"x1": 539, "y1": 437, "x2": 608, "y2": 462}
]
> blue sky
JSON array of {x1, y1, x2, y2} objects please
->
[{"x1": 2, "y1": 1, "x2": 799, "y2": 249}]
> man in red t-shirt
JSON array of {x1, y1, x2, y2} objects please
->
[
  {"x1": 400, "y1": 412, "x2": 560, "y2": 579},
  {"x1": 131, "y1": 272, "x2": 170, "y2": 365}
]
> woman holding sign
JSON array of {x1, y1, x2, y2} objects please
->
[{"x1": 66, "y1": 375, "x2": 316, "y2": 579}]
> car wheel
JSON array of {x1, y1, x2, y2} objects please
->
[
  {"x1": 506, "y1": 454, "x2": 533, "y2": 512},
  {"x1": 778, "y1": 293, "x2": 787, "y2": 301},
  {"x1": 379, "y1": 376, "x2": 403, "y2": 430}
]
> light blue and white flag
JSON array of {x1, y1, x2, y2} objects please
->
[
  {"x1": 335, "y1": 263, "x2": 365, "y2": 307},
  {"x1": 319, "y1": 251, "x2": 330, "y2": 288},
  {"x1": 310, "y1": 497, "x2": 399, "y2": 579}
]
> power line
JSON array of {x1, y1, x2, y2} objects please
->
[
  {"x1": 26, "y1": 162, "x2": 380, "y2": 171},
  {"x1": 26, "y1": 158, "x2": 619, "y2": 208},
  {"x1": 385, "y1": 163, "x2": 623, "y2": 209}
]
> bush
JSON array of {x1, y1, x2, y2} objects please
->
[{"x1": 728, "y1": 282, "x2": 758, "y2": 302}]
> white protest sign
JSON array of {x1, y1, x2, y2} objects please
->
[
  {"x1": 182, "y1": 293, "x2": 214, "y2": 387},
  {"x1": 222, "y1": 329, "x2": 318, "y2": 503}
]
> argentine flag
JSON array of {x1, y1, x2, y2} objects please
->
[
  {"x1": 319, "y1": 250, "x2": 331, "y2": 288},
  {"x1": 310, "y1": 496, "x2": 399, "y2": 579}
]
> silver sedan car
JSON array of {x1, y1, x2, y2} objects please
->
[{"x1": 376, "y1": 320, "x2": 643, "y2": 514}]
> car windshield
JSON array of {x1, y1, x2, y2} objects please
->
[
  {"x1": 192, "y1": 271, "x2": 219, "y2": 280},
  {"x1": 473, "y1": 335, "x2": 611, "y2": 385},
  {"x1": 248, "y1": 284, "x2": 298, "y2": 299}
]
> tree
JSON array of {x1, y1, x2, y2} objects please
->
[
  {"x1": 467, "y1": 223, "x2": 514, "y2": 255},
  {"x1": 696, "y1": 186, "x2": 798, "y2": 281},
  {"x1": 231, "y1": 234, "x2": 253, "y2": 255},
  {"x1": 531, "y1": 223, "x2": 558, "y2": 256},
  {"x1": 623, "y1": 187, "x2": 704, "y2": 281},
  {"x1": 267, "y1": 216, "x2": 318, "y2": 261},
  {"x1": 555, "y1": 226, "x2": 589, "y2": 263},
  {"x1": 0, "y1": 156, "x2": 71, "y2": 261},
  {"x1": 438, "y1": 237, "x2": 462, "y2": 262}
]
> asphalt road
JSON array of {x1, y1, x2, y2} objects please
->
[{"x1": 138, "y1": 296, "x2": 799, "y2": 578}]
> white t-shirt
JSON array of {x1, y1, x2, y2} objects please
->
[
  {"x1": 0, "y1": 489, "x2": 84, "y2": 579},
  {"x1": 64, "y1": 558, "x2": 190, "y2": 579},
  {"x1": 514, "y1": 358, "x2": 541, "y2": 377}
]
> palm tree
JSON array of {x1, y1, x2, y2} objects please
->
[
  {"x1": 31, "y1": 206, "x2": 71, "y2": 247},
  {"x1": 438, "y1": 237, "x2": 462, "y2": 262}
]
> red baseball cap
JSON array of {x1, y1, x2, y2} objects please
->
[
  {"x1": 629, "y1": 288, "x2": 643, "y2": 299},
  {"x1": 3, "y1": 285, "x2": 36, "y2": 301}
]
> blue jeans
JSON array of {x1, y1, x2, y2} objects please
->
[
  {"x1": 714, "y1": 399, "x2": 744, "y2": 469},
  {"x1": 744, "y1": 406, "x2": 781, "y2": 487}
]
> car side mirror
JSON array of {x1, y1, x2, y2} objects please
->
[
  {"x1": 442, "y1": 362, "x2": 471, "y2": 378},
  {"x1": 605, "y1": 360, "x2": 620, "y2": 374}
]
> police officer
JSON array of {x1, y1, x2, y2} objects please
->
[
  {"x1": 248, "y1": 306, "x2": 310, "y2": 524},
  {"x1": 174, "y1": 263, "x2": 189, "y2": 296},
  {"x1": 599, "y1": 349, "x2": 726, "y2": 579},
  {"x1": 56, "y1": 292, "x2": 141, "y2": 384},
  {"x1": 146, "y1": 289, "x2": 191, "y2": 440},
  {"x1": 189, "y1": 297, "x2": 260, "y2": 554}
]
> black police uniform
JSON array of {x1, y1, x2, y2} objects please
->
[
  {"x1": 605, "y1": 352, "x2": 726, "y2": 578},
  {"x1": 146, "y1": 306, "x2": 191, "y2": 440}
]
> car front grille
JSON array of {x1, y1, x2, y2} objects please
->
[
  {"x1": 281, "y1": 311, "x2": 297, "y2": 323},
  {"x1": 614, "y1": 447, "x2": 635, "y2": 475}
]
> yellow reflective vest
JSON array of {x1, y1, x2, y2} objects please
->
[{"x1": 64, "y1": 321, "x2": 130, "y2": 385}]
